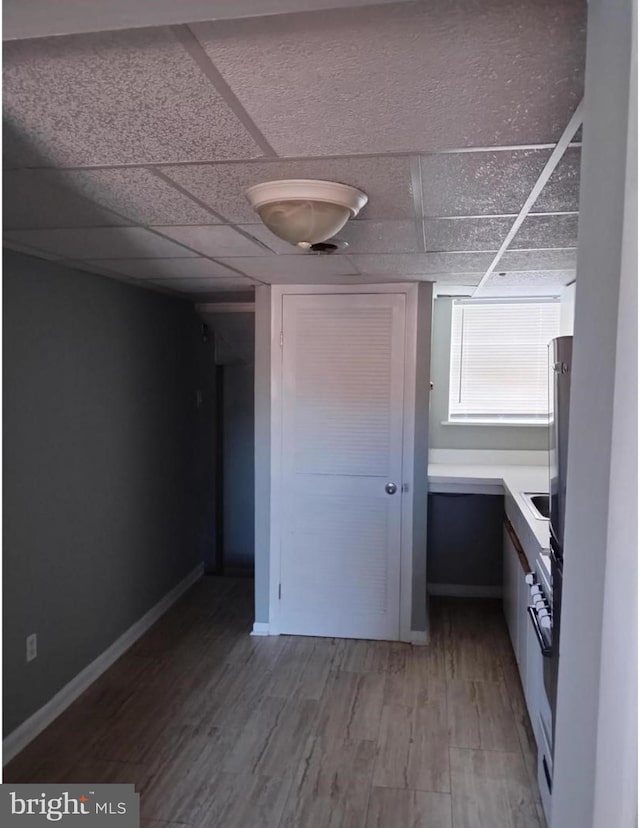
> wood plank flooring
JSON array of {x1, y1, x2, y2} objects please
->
[{"x1": 4, "y1": 577, "x2": 545, "y2": 828}]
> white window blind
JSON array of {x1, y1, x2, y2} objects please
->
[{"x1": 448, "y1": 299, "x2": 561, "y2": 425}]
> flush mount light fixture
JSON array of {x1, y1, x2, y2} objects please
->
[{"x1": 245, "y1": 179, "x2": 368, "y2": 249}]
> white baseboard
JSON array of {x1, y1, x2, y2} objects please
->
[
  {"x1": 3, "y1": 563, "x2": 204, "y2": 765},
  {"x1": 428, "y1": 583, "x2": 503, "y2": 598},
  {"x1": 250, "y1": 622, "x2": 272, "y2": 636},
  {"x1": 409, "y1": 629, "x2": 429, "y2": 645}
]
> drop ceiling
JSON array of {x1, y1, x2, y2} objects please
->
[{"x1": 3, "y1": 0, "x2": 586, "y2": 299}]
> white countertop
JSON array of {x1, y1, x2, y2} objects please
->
[{"x1": 427, "y1": 451, "x2": 550, "y2": 557}]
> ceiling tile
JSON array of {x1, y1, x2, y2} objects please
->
[
  {"x1": 337, "y1": 220, "x2": 420, "y2": 253},
  {"x1": 160, "y1": 156, "x2": 415, "y2": 223},
  {"x1": 4, "y1": 227, "x2": 198, "y2": 260},
  {"x1": 150, "y1": 277, "x2": 255, "y2": 293},
  {"x1": 193, "y1": 1, "x2": 585, "y2": 156},
  {"x1": 499, "y1": 249, "x2": 577, "y2": 271},
  {"x1": 423, "y1": 213, "x2": 578, "y2": 251},
  {"x1": 531, "y1": 149, "x2": 582, "y2": 212},
  {"x1": 237, "y1": 220, "x2": 420, "y2": 254},
  {"x1": 431, "y1": 273, "x2": 482, "y2": 284},
  {"x1": 3, "y1": 169, "x2": 126, "y2": 229},
  {"x1": 3, "y1": 27, "x2": 263, "y2": 166},
  {"x1": 63, "y1": 260, "x2": 148, "y2": 286},
  {"x1": 483, "y1": 269, "x2": 575, "y2": 287},
  {"x1": 152, "y1": 225, "x2": 267, "y2": 257},
  {"x1": 350, "y1": 252, "x2": 494, "y2": 275},
  {"x1": 234, "y1": 223, "x2": 304, "y2": 254},
  {"x1": 4, "y1": 239, "x2": 63, "y2": 261},
  {"x1": 421, "y1": 148, "x2": 581, "y2": 217},
  {"x1": 511, "y1": 214, "x2": 579, "y2": 249},
  {"x1": 83, "y1": 257, "x2": 241, "y2": 281},
  {"x1": 217, "y1": 254, "x2": 358, "y2": 279},
  {"x1": 255, "y1": 272, "x2": 423, "y2": 285},
  {"x1": 424, "y1": 217, "x2": 511, "y2": 251},
  {"x1": 477, "y1": 269, "x2": 575, "y2": 295},
  {"x1": 53, "y1": 169, "x2": 221, "y2": 226}
]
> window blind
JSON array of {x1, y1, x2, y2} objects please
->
[{"x1": 448, "y1": 299, "x2": 561, "y2": 424}]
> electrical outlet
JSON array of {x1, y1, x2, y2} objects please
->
[{"x1": 26, "y1": 633, "x2": 37, "y2": 663}]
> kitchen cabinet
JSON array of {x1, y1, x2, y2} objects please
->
[
  {"x1": 503, "y1": 518, "x2": 530, "y2": 667},
  {"x1": 502, "y1": 522, "x2": 520, "y2": 657},
  {"x1": 503, "y1": 517, "x2": 544, "y2": 713}
]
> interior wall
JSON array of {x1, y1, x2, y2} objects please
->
[
  {"x1": 592, "y1": 32, "x2": 637, "y2": 820},
  {"x1": 3, "y1": 251, "x2": 204, "y2": 736},
  {"x1": 429, "y1": 297, "x2": 548, "y2": 451},
  {"x1": 223, "y1": 362, "x2": 255, "y2": 572},
  {"x1": 195, "y1": 329, "x2": 219, "y2": 572},
  {"x1": 551, "y1": 0, "x2": 635, "y2": 824},
  {"x1": 559, "y1": 282, "x2": 576, "y2": 335}
]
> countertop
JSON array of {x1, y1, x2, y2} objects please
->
[{"x1": 427, "y1": 450, "x2": 550, "y2": 556}]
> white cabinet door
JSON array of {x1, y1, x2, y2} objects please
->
[
  {"x1": 279, "y1": 293, "x2": 406, "y2": 640},
  {"x1": 503, "y1": 524, "x2": 520, "y2": 658}
]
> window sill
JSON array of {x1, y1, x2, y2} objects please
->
[{"x1": 441, "y1": 420, "x2": 548, "y2": 428}]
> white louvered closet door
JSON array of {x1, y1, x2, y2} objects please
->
[{"x1": 279, "y1": 293, "x2": 406, "y2": 640}]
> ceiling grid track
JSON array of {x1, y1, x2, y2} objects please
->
[
  {"x1": 171, "y1": 24, "x2": 278, "y2": 158},
  {"x1": 3, "y1": 1, "x2": 586, "y2": 296},
  {"x1": 5, "y1": 142, "x2": 584, "y2": 175},
  {"x1": 472, "y1": 99, "x2": 584, "y2": 297},
  {"x1": 147, "y1": 166, "x2": 277, "y2": 256}
]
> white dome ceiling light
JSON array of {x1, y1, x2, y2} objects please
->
[{"x1": 245, "y1": 179, "x2": 368, "y2": 249}]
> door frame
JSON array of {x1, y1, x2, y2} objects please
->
[{"x1": 267, "y1": 283, "x2": 419, "y2": 642}]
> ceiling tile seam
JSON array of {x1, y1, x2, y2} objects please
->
[
  {"x1": 76, "y1": 186, "x2": 273, "y2": 286},
  {"x1": 410, "y1": 155, "x2": 427, "y2": 253},
  {"x1": 422, "y1": 212, "x2": 580, "y2": 221},
  {"x1": 144, "y1": 166, "x2": 230, "y2": 225},
  {"x1": 1, "y1": 212, "x2": 580, "y2": 233},
  {"x1": 56, "y1": 259, "x2": 251, "y2": 297},
  {"x1": 3, "y1": 240, "x2": 62, "y2": 260},
  {"x1": 5, "y1": 214, "x2": 269, "y2": 286},
  {"x1": 50, "y1": 258, "x2": 199, "y2": 300},
  {"x1": 171, "y1": 23, "x2": 277, "y2": 158},
  {"x1": 148, "y1": 166, "x2": 280, "y2": 255},
  {"x1": 6, "y1": 241, "x2": 330, "y2": 292},
  {"x1": 2, "y1": 238, "x2": 578, "y2": 258},
  {"x1": 4, "y1": 143, "x2": 584, "y2": 174},
  {"x1": 344, "y1": 254, "x2": 362, "y2": 275},
  {"x1": 473, "y1": 99, "x2": 584, "y2": 296}
]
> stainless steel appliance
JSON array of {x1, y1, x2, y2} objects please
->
[{"x1": 546, "y1": 336, "x2": 573, "y2": 734}]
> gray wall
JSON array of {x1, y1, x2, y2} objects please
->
[
  {"x1": 552, "y1": 0, "x2": 635, "y2": 824},
  {"x1": 427, "y1": 494, "x2": 503, "y2": 587},
  {"x1": 429, "y1": 297, "x2": 548, "y2": 451},
  {"x1": 195, "y1": 330, "x2": 220, "y2": 573},
  {"x1": 3, "y1": 251, "x2": 206, "y2": 735},
  {"x1": 223, "y1": 363, "x2": 255, "y2": 571}
]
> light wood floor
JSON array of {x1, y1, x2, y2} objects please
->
[{"x1": 4, "y1": 577, "x2": 544, "y2": 828}]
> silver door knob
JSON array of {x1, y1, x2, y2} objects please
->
[{"x1": 385, "y1": 482, "x2": 397, "y2": 495}]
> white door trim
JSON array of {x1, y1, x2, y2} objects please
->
[{"x1": 268, "y1": 283, "x2": 419, "y2": 642}]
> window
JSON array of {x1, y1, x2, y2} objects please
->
[{"x1": 447, "y1": 299, "x2": 561, "y2": 425}]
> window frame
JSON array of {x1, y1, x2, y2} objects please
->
[{"x1": 445, "y1": 297, "x2": 561, "y2": 428}]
